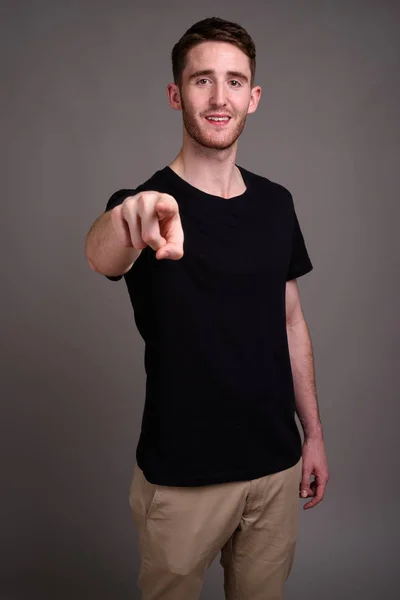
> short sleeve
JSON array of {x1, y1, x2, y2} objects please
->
[
  {"x1": 104, "y1": 188, "x2": 138, "y2": 281},
  {"x1": 286, "y1": 204, "x2": 313, "y2": 281}
]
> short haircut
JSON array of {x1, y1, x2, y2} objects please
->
[{"x1": 171, "y1": 17, "x2": 256, "y2": 87}]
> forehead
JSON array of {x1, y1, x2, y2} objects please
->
[{"x1": 183, "y1": 41, "x2": 251, "y2": 76}]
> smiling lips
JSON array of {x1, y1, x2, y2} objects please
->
[{"x1": 205, "y1": 115, "x2": 231, "y2": 126}]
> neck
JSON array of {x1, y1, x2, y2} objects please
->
[{"x1": 169, "y1": 133, "x2": 246, "y2": 199}]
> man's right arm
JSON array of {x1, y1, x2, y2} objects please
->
[
  {"x1": 85, "y1": 205, "x2": 141, "y2": 277},
  {"x1": 85, "y1": 191, "x2": 184, "y2": 277}
]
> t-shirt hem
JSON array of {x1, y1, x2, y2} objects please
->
[{"x1": 137, "y1": 450, "x2": 302, "y2": 487}]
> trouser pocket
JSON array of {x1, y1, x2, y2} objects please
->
[{"x1": 129, "y1": 463, "x2": 160, "y2": 528}]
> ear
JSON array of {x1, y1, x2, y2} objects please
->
[
  {"x1": 247, "y1": 85, "x2": 262, "y2": 114},
  {"x1": 167, "y1": 83, "x2": 182, "y2": 111}
]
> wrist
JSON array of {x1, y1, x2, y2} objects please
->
[{"x1": 303, "y1": 422, "x2": 324, "y2": 441}]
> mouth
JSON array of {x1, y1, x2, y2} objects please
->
[{"x1": 204, "y1": 116, "x2": 231, "y2": 127}]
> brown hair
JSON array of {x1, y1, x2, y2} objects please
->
[{"x1": 171, "y1": 17, "x2": 256, "y2": 88}]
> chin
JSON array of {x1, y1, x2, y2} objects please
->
[
  {"x1": 199, "y1": 133, "x2": 240, "y2": 150},
  {"x1": 204, "y1": 140, "x2": 237, "y2": 150},
  {"x1": 193, "y1": 128, "x2": 240, "y2": 150}
]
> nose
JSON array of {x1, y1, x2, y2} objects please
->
[{"x1": 210, "y1": 81, "x2": 227, "y2": 107}]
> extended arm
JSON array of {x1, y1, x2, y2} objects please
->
[{"x1": 85, "y1": 192, "x2": 184, "y2": 276}]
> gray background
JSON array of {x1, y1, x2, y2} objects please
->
[{"x1": 2, "y1": 0, "x2": 399, "y2": 598}]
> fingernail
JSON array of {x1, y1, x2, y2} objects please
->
[{"x1": 301, "y1": 490, "x2": 308, "y2": 498}]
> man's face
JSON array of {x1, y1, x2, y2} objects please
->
[{"x1": 173, "y1": 41, "x2": 260, "y2": 150}]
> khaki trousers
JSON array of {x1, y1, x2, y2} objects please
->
[{"x1": 129, "y1": 457, "x2": 302, "y2": 600}]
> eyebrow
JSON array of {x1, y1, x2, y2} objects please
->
[{"x1": 188, "y1": 69, "x2": 249, "y2": 83}]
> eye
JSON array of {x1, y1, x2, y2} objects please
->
[
  {"x1": 229, "y1": 80, "x2": 242, "y2": 87},
  {"x1": 197, "y1": 78, "x2": 210, "y2": 85}
]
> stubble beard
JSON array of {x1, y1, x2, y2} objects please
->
[{"x1": 181, "y1": 96, "x2": 248, "y2": 151}]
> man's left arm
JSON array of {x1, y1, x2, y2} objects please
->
[{"x1": 286, "y1": 279, "x2": 330, "y2": 509}]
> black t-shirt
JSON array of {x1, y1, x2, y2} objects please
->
[{"x1": 104, "y1": 165, "x2": 313, "y2": 486}]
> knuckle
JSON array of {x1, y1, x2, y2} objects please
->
[
  {"x1": 161, "y1": 193, "x2": 178, "y2": 208},
  {"x1": 141, "y1": 232, "x2": 158, "y2": 245},
  {"x1": 161, "y1": 192, "x2": 174, "y2": 202},
  {"x1": 122, "y1": 196, "x2": 136, "y2": 212},
  {"x1": 138, "y1": 191, "x2": 159, "y2": 206},
  {"x1": 136, "y1": 193, "x2": 148, "y2": 210}
]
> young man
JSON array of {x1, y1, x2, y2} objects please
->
[{"x1": 85, "y1": 17, "x2": 329, "y2": 600}]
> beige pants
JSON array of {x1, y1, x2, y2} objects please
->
[{"x1": 129, "y1": 457, "x2": 302, "y2": 600}]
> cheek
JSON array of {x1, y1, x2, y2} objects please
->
[
  {"x1": 182, "y1": 94, "x2": 199, "y2": 112},
  {"x1": 236, "y1": 99, "x2": 251, "y2": 116},
  {"x1": 185, "y1": 89, "x2": 211, "y2": 107}
]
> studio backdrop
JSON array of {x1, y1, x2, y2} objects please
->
[{"x1": 1, "y1": 1, "x2": 399, "y2": 599}]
